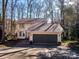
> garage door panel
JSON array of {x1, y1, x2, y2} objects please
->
[{"x1": 33, "y1": 34, "x2": 57, "y2": 44}]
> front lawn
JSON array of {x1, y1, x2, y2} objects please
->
[
  {"x1": 62, "y1": 39, "x2": 77, "y2": 47},
  {"x1": 62, "y1": 39, "x2": 79, "y2": 52}
]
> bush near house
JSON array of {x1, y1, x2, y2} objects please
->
[{"x1": 5, "y1": 32, "x2": 17, "y2": 41}]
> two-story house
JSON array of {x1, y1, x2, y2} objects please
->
[{"x1": 15, "y1": 18, "x2": 46, "y2": 39}]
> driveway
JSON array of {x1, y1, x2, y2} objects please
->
[{"x1": 0, "y1": 40, "x2": 79, "y2": 59}]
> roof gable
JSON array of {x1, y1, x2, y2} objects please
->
[{"x1": 27, "y1": 21, "x2": 64, "y2": 33}]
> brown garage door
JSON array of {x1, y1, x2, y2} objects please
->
[{"x1": 33, "y1": 34, "x2": 57, "y2": 45}]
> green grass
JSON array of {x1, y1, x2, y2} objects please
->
[
  {"x1": 62, "y1": 39, "x2": 77, "y2": 47},
  {"x1": 62, "y1": 39, "x2": 79, "y2": 52}
]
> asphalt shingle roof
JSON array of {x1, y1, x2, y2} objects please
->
[{"x1": 28, "y1": 21, "x2": 64, "y2": 33}]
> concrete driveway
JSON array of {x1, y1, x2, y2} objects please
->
[{"x1": 0, "y1": 40, "x2": 79, "y2": 59}]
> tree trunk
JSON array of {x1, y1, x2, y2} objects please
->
[
  {"x1": 11, "y1": 0, "x2": 14, "y2": 33},
  {"x1": 2, "y1": 0, "x2": 8, "y2": 42}
]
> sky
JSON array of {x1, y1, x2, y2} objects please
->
[{"x1": 0, "y1": 0, "x2": 75, "y2": 20}]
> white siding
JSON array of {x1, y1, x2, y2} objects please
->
[
  {"x1": 57, "y1": 34, "x2": 61, "y2": 42},
  {"x1": 16, "y1": 30, "x2": 26, "y2": 39}
]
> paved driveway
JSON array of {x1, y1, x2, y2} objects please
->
[{"x1": 0, "y1": 40, "x2": 79, "y2": 59}]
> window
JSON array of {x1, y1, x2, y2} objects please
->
[
  {"x1": 23, "y1": 33, "x2": 25, "y2": 36},
  {"x1": 16, "y1": 33, "x2": 17, "y2": 36},
  {"x1": 19, "y1": 31, "x2": 25, "y2": 37},
  {"x1": 20, "y1": 24, "x2": 24, "y2": 28},
  {"x1": 19, "y1": 31, "x2": 22, "y2": 36}
]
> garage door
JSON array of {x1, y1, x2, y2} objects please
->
[{"x1": 33, "y1": 34, "x2": 57, "y2": 45}]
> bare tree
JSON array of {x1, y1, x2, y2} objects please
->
[
  {"x1": 27, "y1": 0, "x2": 34, "y2": 18},
  {"x1": 11, "y1": 0, "x2": 13, "y2": 32},
  {"x1": 76, "y1": 0, "x2": 79, "y2": 38},
  {"x1": 43, "y1": 0, "x2": 53, "y2": 20},
  {"x1": 58, "y1": 0, "x2": 64, "y2": 25},
  {"x1": 20, "y1": 2, "x2": 26, "y2": 19},
  {"x1": 10, "y1": 0, "x2": 18, "y2": 33},
  {"x1": 2, "y1": 0, "x2": 8, "y2": 41}
]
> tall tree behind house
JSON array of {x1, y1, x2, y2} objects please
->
[
  {"x1": 10, "y1": 0, "x2": 18, "y2": 33},
  {"x1": 76, "y1": 0, "x2": 79, "y2": 38},
  {"x1": 11, "y1": 0, "x2": 13, "y2": 32},
  {"x1": 43, "y1": 0, "x2": 53, "y2": 20},
  {"x1": 2, "y1": 0, "x2": 8, "y2": 41},
  {"x1": 32, "y1": 0, "x2": 44, "y2": 18},
  {"x1": 47, "y1": 0, "x2": 53, "y2": 21},
  {"x1": 27, "y1": 0, "x2": 33, "y2": 18},
  {"x1": 0, "y1": 14, "x2": 1, "y2": 24},
  {"x1": 58, "y1": 0, "x2": 64, "y2": 25}
]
